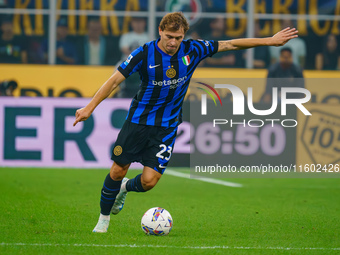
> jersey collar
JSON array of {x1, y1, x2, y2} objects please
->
[{"x1": 155, "y1": 38, "x2": 182, "y2": 59}]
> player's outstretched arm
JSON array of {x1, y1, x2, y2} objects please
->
[
  {"x1": 73, "y1": 70, "x2": 126, "y2": 126},
  {"x1": 218, "y1": 27, "x2": 298, "y2": 52}
]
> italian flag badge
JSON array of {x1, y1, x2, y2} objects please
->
[{"x1": 182, "y1": 55, "x2": 191, "y2": 66}]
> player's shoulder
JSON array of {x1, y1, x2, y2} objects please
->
[
  {"x1": 132, "y1": 40, "x2": 156, "y2": 55},
  {"x1": 185, "y1": 38, "x2": 217, "y2": 49},
  {"x1": 185, "y1": 39, "x2": 206, "y2": 45},
  {"x1": 181, "y1": 39, "x2": 206, "y2": 50},
  {"x1": 130, "y1": 40, "x2": 155, "y2": 56},
  {"x1": 144, "y1": 40, "x2": 157, "y2": 49}
]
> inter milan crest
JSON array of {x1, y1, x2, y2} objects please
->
[
  {"x1": 114, "y1": 145, "x2": 123, "y2": 156},
  {"x1": 166, "y1": 66, "x2": 176, "y2": 78}
]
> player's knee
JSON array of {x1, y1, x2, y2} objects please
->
[
  {"x1": 141, "y1": 176, "x2": 159, "y2": 191},
  {"x1": 110, "y1": 169, "x2": 125, "y2": 181},
  {"x1": 110, "y1": 162, "x2": 129, "y2": 181}
]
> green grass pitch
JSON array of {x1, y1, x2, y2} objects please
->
[{"x1": 0, "y1": 167, "x2": 339, "y2": 255}]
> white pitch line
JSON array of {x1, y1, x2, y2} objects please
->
[
  {"x1": 0, "y1": 243, "x2": 339, "y2": 251},
  {"x1": 165, "y1": 169, "x2": 243, "y2": 188}
]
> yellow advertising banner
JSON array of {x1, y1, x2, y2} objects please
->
[
  {"x1": 0, "y1": 64, "x2": 115, "y2": 97},
  {"x1": 1, "y1": 64, "x2": 340, "y2": 98}
]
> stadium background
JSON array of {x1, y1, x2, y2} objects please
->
[{"x1": 1, "y1": 0, "x2": 339, "y2": 169}]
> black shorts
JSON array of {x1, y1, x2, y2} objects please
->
[{"x1": 111, "y1": 120, "x2": 178, "y2": 174}]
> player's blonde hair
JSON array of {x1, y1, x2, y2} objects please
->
[{"x1": 159, "y1": 12, "x2": 189, "y2": 34}]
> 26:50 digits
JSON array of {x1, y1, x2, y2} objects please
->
[{"x1": 175, "y1": 122, "x2": 287, "y2": 156}]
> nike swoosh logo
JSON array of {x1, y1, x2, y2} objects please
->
[
  {"x1": 102, "y1": 191, "x2": 113, "y2": 195},
  {"x1": 149, "y1": 64, "x2": 160, "y2": 69},
  {"x1": 159, "y1": 164, "x2": 166, "y2": 169}
]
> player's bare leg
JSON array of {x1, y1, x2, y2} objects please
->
[
  {"x1": 141, "y1": 166, "x2": 162, "y2": 191},
  {"x1": 120, "y1": 166, "x2": 162, "y2": 193},
  {"x1": 93, "y1": 162, "x2": 129, "y2": 233},
  {"x1": 113, "y1": 166, "x2": 162, "y2": 216},
  {"x1": 110, "y1": 162, "x2": 130, "y2": 181}
]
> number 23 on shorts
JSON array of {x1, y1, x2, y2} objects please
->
[{"x1": 156, "y1": 144, "x2": 173, "y2": 161}]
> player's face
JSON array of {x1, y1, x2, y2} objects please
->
[{"x1": 158, "y1": 28, "x2": 185, "y2": 55}]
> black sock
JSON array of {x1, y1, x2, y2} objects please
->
[
  {"x1": 126, "y1": 174, "x2": 146, "y2": 192},
  {"x1": 100, "y1": 174, "x2": 122, "y2": 215}
]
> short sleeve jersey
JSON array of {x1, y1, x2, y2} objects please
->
[{"x1": 118, "y1": 38, "x2": 218, "y2": 127}]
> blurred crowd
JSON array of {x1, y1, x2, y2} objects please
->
[
  {"x1": 0, "y1": 14, "x2": 339, "y2": 98},
  {"x1": 0, "y1": 15, "x2": 150, "y2": 67},
  {"x1": 0, "y1": 15, "x2": 339, "y2": 71},
  {"x1": 190, "y1": 17, "x2": 339, "y2": 71}
]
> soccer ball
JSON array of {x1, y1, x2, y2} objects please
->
[{"x1": 141, "y1": 207, "x2": 173, "y2": 236}]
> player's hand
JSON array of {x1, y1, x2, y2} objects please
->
[
  {"x1": 73, "y1": 107, "x2": 92, "y2": 126},
  {"x1": 271, "y1": 27, "x2": 298, "y2": 47}
]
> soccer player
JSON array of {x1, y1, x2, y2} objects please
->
[{"x1": 73, "y1": 12, "x2": 298, "y2": 233}]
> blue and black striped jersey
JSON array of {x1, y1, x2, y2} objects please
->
[{"x1": 118, "y1": 38, "x2": 218, "y2": 127}]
